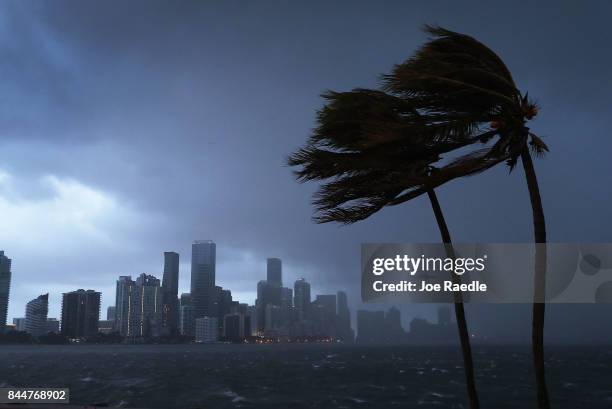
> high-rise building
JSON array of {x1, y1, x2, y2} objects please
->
[
  {"x1": 161, "y1": 251, "x2": 180, "y2": 335},
  {"x1": 278, "y1": 287, "x2": 295, "y2": 330},
  {"x1": 336, "y1": 291, "x2": 354, "y2": 342},
  {"x1": 115, "y1": 276, "x2": 137, "y2": 336},
  {"x1": 134, "y1": 273, "x2": 162, "y2": 337},
  {"x1": 45, "y1": 318, "x2": 59, "y2": 334},
  {"x1": 0, "y1": 251, "x2": 12, "y2": 332},
  {"x1": 247, "y1": 305, "x2": 257, "y2": 336},
  {"x1": 61, "y1": 290, "x2": 101, "y2": 338},
  {"x1": 179, "y1": 305, "x2": 195, "y2": 336},
  {"x1": 280, "y1": 287, "x2": 293, "y2": 309},
  {"x1": 25, "y1": 293, "x2": 49, "y2": 337},
  {"x1": 12, "y1": 317, "x2": 26, "y2": 332},
  {"x1": 195, "y1": 316, "x2": 218, "y2": 343},
  {"x1": 180, "y1": 292, "x2": 192, "y2": 306},
  {"x1": 313, "y1": 294, "x2": 337, "y2": 337},
  {"x1": 179, "y1": 293, "x2": 194, "y2": 336},
  {"x1": 223, "y1": 313, "x2": 251, "y2": 342},
  {"x1": 106, "y1": 306, "x2": 116, "y2": 321},
  {"x1": 293, "y1": 278, "x2": 311, "y2": 320},
  {"x1": 266, "y1": 258, "x2": 282, "y2": 287},
  {"x1": 255, "y1": 280, "x2": 281, "y2": 331},
  {"x1": 264, "y1": 304, "x2": 283, "y2": 333},
  {"x1": 191, "y1": 241, "x2": 216, "y2": 322},
  {"x1": 214, "y1": 286, "x2": 233, "y2": 319},
  {"x1": 114, "y1": 274, "x2": 162, "y2": 337}
]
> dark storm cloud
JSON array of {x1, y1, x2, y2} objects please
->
[{"x1": 2, "y1": 0, "x2": 612, "y2": 341}]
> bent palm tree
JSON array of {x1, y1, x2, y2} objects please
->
[
  {"x1": 288, "y1": 90, "x2": 482, "y2": 408},
  {"x1": 380, "y1": 27, "x2": 550, "y2": 409},
  {"x1": 289, "y1": 26, "x2": 550, "y2": 409}
]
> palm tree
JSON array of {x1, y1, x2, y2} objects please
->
[
  {"x1": 289, "y1": 26, "x2": 550, "y2": 409},
  {"x1": 379, "y1": 26, "x2": 549, "y2": 409},
  {"x1": 288, "y1": 89, "x2": 482, "y2": 408}
]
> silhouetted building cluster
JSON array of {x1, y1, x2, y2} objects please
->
[
  {"x1": 122, "y1": 242, "x2": 354, "y2": 342},
  {"x1": 251, "y1": 259, "x2": 354, "y2": 341},
  {"x1": 1, "y1": 245, "x2": 354, "y2": 343},
  {"x1": 170, "y1": 243, "x2": 353, "y2": 343},
  {"x1": 356, "y1": 306, "x2": 455, "y2": 344}
]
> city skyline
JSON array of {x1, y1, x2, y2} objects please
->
[
  {"x1": 1, "y1": 1, "x2": 612, "y2": 345},
  {"x1": 2, "y1": 242, "x2": 360, "y2": 339},
  {"x1": 3, "y1": 243, "x2": 359, "y2": 324}
]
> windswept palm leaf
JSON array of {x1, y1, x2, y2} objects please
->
[{"x1": 289, "y1": 25, "x2": 546, "y2": 224}]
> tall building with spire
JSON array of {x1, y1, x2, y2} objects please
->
[
  {"x1": 0, "y1": 251, "x2": 11, "y2": 332},
  {"x1": 161, "y1": 251, "x2": 180, "y2": 335},
  {"x1": 191, "y1": 240, "x2": 216, "y2": 321},
  {"x1": 25, "y1": 293, "x2": 49, "y2": 337}
]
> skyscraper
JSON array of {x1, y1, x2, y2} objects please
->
[
  {"x1": 0, "y1": 251, "x2": 12, "y2": 332},
  {"x1": 180, "y1": 293, "x2": 192, "y2": 307},
  {"x1": 161, "y1": 251, "x2": 180, "y2": 334},
  {"x1": 179, "y1": 292, "x2": 194, "y2": 336},
  {"x1": 280, "y1": 287, "x2": 293, "y2": 309},
  {"x1": 293, "y1": 278, "x2": 311, "y2": 320},
  {"x1": 12, "y1": 317, "x2": 25, "y2": 332},
  {"x1": 266, "y1": 258, "x2": 282, "y2": 287},
  {"x1": 336, "y1": 291, "x2": 354, "y2": 342},
  {"x1": 115, "y1": 276, "x2": 137, "y2": 336},
  {"x1": 134, "y1": 273, "x2": 162, "y2": 337},
  {"x1": 195, "y1": 316, "x2": 218, "y2": 343},
  {"x1": 25, "y1": 293, "x2": 49, "y2": 337},
  {"x1": 255, "y1": 279, "x2": 281, "y2": 331},
  {"x1": 314, "y1": 294, "x2": 337, "y2": 337},
  {"x1": 179, "y1": 304, "x2": 195, "y2": 336},
  {"x1": 45, "y1": 318, "x2": 59, "y2": 334},
  {"x1": 61, "y1": 289, "x2": 101, "y2": 338},
  {"x1": 214, "y1": 286, "x2": 234, "y2": 323},
  {"x1": 115, "y1": 274, "x2": 162, "y2": 337},
  {"x1": 106, "y1": 306, "x2": 116, "y2": 321},
  {"x1": 223, "y1": 313, "x2": 250, "y2": 342},
  {"x1": 191, "y1": 240, "x2": 216, "y2": 321},
  {"x1": 384, "y1": 307, "x2": 405, "y2": 342}
]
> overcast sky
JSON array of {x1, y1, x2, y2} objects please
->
[{"x1": 2, "y1": 1, "x2": 611, "y2": 341}]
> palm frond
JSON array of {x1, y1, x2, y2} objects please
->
[{"x1": 287, "y1": 25, "x2": 544, "y2": 224}]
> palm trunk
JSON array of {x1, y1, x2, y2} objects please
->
[
  {"x1": 427, "y1": 189, "x2": 480, "y2": 409},
  {"x1": 520, "y1": 149, "x2": 550, "y2": 409}
]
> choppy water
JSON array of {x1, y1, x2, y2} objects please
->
[{"x1": 0, "y1": 344, "x2": 610, "y2": 408}]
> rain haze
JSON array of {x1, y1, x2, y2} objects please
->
[{"x1": 1, "y1": 0, "x2": 611, "y2": 343}]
